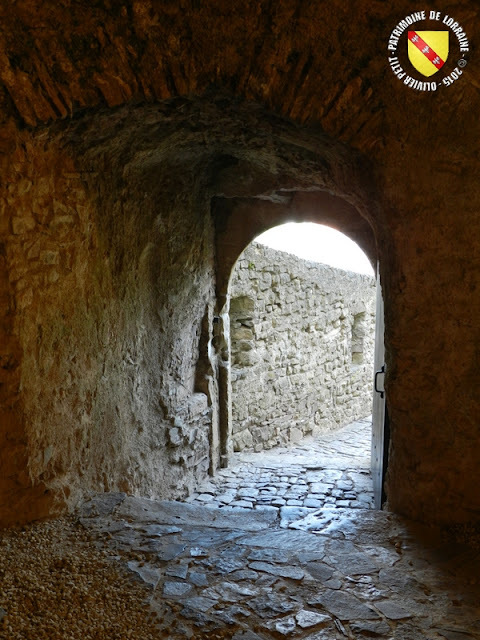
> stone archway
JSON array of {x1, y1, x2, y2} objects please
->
[
  {"x1": 212, "y1": 190, "x2": 379, "y2": 470},
  {"x1": 214, "y1": 191, "x2": 377, "y2": 314},
  {"x1": 0, "y1": 95, "x2": 384, "y2": 527}
]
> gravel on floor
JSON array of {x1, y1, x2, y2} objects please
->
[{"x1": 0, "y1": 517, "x2": 161, "y2": 640}]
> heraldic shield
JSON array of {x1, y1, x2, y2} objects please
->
[{"x1": 408, "y1": 31, "x2": 449, "y2": 77}]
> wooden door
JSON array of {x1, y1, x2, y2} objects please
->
[{"x1": 371, "y1": 268, "x2": 388, "y2": 509}]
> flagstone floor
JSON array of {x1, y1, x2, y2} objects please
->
[{"x1": 74, "y1": 417, "x2": 480, "y2": 639}]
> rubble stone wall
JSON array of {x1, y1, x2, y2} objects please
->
[{"x1": 229, "y1": 243, "x2": 376, "y2": 452}]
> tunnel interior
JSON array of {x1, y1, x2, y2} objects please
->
[{"x1": 0, "y1": 1, "x2": 479, "y2": 532}]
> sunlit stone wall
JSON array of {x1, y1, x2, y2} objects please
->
[{"x1": 229, "y1": 243, "x2": 376, "y2": 451}]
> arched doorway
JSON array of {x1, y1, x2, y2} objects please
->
[
  {"x1": 229, "y1": 224, "x2": 375, "y2": 450},
  {"x1": 212, "y1": 196, "x2": 387, "y2": 509}
]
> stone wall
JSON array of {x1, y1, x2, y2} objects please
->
[
  {"x1": 229, "y1": 243, "x2": 376, "y2": 452},
  {"x1": 0, "y1": 119, "x2": 222, "y2": 525}
]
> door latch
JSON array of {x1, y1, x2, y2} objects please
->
[{"x1": 374, "y1": 364, "x2": 386, "y2": 399}]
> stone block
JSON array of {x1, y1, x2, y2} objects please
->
[
  {"x1": 12, "y1": 216, "x2": 36, "y2": 235},
  {"x1": 231, "y1": 327, "x2": 254, "y2": 340},
  {"x1": 289, "y1": 427, "x2": 303, "y2": 443}
]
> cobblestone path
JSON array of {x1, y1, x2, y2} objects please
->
[{"x1": 188, "y1": 417, "x2": 374, "y2": 514}]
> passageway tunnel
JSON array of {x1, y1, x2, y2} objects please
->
[
  {"x1": 1, "y1": 73, "x2": 479, "y2": 531},
  {"x1": 1, "y1": 4, "x2": 480, "y2": 638},
  {"x1": 2, "y1": 90, "x2": 477, "y2": 528},
  {"x1": 2, "y1": 96, "x2": 387, "y2": 526}
]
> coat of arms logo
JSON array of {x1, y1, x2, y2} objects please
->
[
  {"x1": 387, "y1": 11, "x2": 469, "y2": 92},
  {"x1": 407, "y1": 31, "x2": 449, "y2": 76}
]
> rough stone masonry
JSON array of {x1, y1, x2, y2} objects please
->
[{"x1": 229, "y1": 242, "x2": 376, "y2": 452}]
